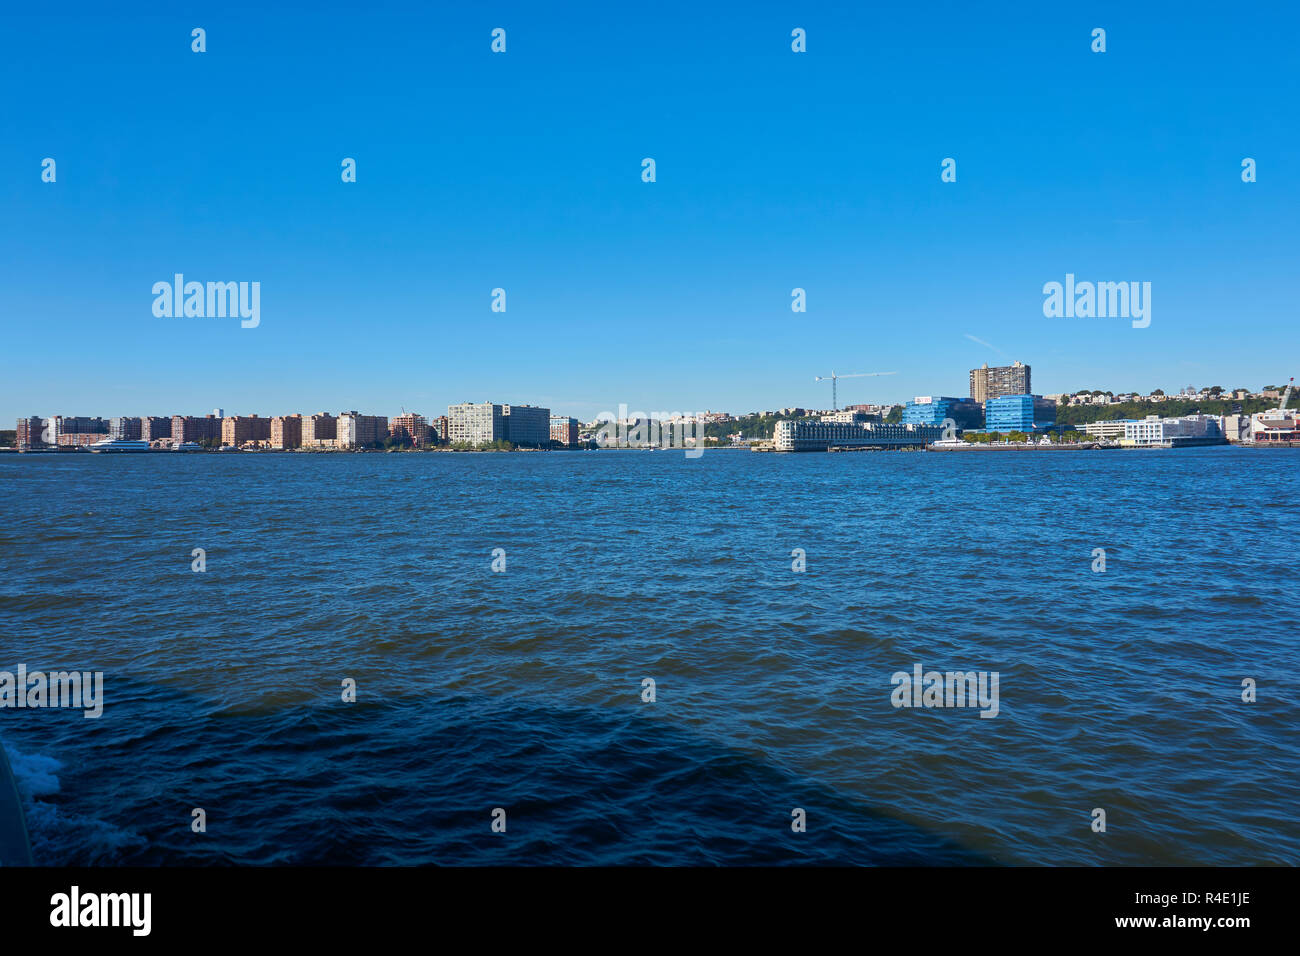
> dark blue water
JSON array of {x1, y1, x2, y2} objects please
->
[{"x1": 1, "y1": 448, "x2": 1297, "y2": 865}]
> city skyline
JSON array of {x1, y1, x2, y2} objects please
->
[
  {"x1": 9, "y1": 369, "x2": 1289, "y2": 427},
  {"x1": 5, "y1": 3, "x2": 1298, "y2": 422}
]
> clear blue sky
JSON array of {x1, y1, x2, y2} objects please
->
[{"x1": 3, "y1": 1, "x2": 1297, "y2": 423}]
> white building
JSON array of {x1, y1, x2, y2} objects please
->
[
  {"x1": 336, "y1": 412, "x2": 388, "y2": 449},
  {"x1": 448, "y1": 403, "x2": 505, "y2": 445},
  {"x1": 1123, "y1": 414, "x2": 1223, "y2": 447},
  {"x1": 774, "y1": 419, "x2": 943, "y2": 452},
  {"x1": 1083, "y1": 420, "x2": 1131, "y2": 440}
]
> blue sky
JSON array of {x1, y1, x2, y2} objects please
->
[{"x1": 3, "y1": 1, "x2": 1298, "y2": 422}]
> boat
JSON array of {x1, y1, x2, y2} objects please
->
[
  {"x1": 87, "y1": 438, "x2": 151, "y2": 453},
  {"x1": 174, "y1": 442, "x2": 202, "y2": 452},
  {"x1": 0, "y1": 743, "x2": 33, "y2": 866}
]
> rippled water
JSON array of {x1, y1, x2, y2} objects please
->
[{"x1": 1, "y1": 448, "x2": 1297, "y2": 865}]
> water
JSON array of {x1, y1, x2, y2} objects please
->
[{"x1": 1, "y1": 448, "x2": 1297, "y2": 865}]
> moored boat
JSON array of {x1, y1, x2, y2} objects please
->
[{"x1": 88, "y1": 438, "x2": 151, "y2": 453}]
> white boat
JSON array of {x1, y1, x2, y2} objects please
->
[
  {"x1": 174, "y1": 442, "x2": 202, "y2": 452},
  {"x1": 88, "y1": 438, "x2": 151, "y2": 453}
]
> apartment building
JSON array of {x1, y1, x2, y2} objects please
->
[
  {"x1": 432, "y1": 416, "x2": 449, "y2": 443},
  {"x1": 109, "y1": 417, "x2": 143, "y2": 440},
  {"x1": 221, "y1": 415, "x2": 272, "y2": 446},
  {"x1": 15, "y1": 416, "x2": 47, "y2": 449},
  {"x1": 503, "y1": 404, "x2": 551, "y2": 446},
  {"x1": 172, "y1": 415, "x2": 222, "y2": 444},
  {"x1": 336, "y1": 412, "x2": 388, "y2": 449},
  {"x1": 271, "y1": 415, "x2": 303, "y2": 449},
  {"x1": 550, "y1": 416, "x2": 579, "y2": 447},
  {"x1": 448, "y1": 403, "x2": 505, "y2": 445},
  {"x1": 302, "y1": 413, "x2": 337, "y2": 447},
  {"x1": 970, "y1": 361, "x2": 1031, "y2": 403},
  {"x1": 389, "y1": 413, "x2": 430, "y2": 447},
  {"x1": 139, "y1": 417, "x2": 172, "y2": 441}
]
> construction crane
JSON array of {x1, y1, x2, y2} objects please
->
[
  {"x1": 813, "y1": 370, "x2": 896, "y2": 411},
  {"x1": 1280, "y1": 377, "x2": 1294, "y2": 414}
]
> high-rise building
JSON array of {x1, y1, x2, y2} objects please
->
[
  {"x1": 271, "y1": 415, "x2": 303, "y2": 449},
  {"x1": 46, "y1": 417, "x2": 108, "y2": 447},
  {"x1": 142, "y1": 417, "x2": 173, "y2": 442},
  {"x1": 302, "y1": 413, "x2": 337, "y2": 447},
  {"x1": 221, "y1": 415, "x2": 272, "y2": 446},
  {"x1": 15, "y1": 416, "x2": 47, "y2": 449},
  {"x1": 970, "y1": 361, "x2": 1031, "y2": 403},
  {"x1": 109, "y1": 417, "x2": 143, "y2": 440},
  {"x1": 51, "y1": 416, "x2": 108, "y2": 436},
  {"x1": 389, "y1": 413, "x2": 430, "y2": 447},
  {"x1": 172, "y1": 415, "x2": 222, "y2": 444},
  {"x1": 502, "y1": 405, "x2": 551, "y2": 446},
  {"x1": 336, "y1": 412, "x2": 387, "y2": 449},
  {"x1": 432, "y1": 416, "x2": 449, "y2": 443},
  {"x1": 448, "y1": 403, "x2": 505, "y2": 445},
  {"x1": 550, "y1": 416, "x2": 579, "y2": 447}
]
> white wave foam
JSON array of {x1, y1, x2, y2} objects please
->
[{"x1": 2, "y1": 741, "x2": 62, "y2": 798}]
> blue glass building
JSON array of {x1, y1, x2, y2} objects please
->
[
  {"x1": 985, "y1": 394, "x2": 1056, "y2": 432},
  {"x1": 903, "y1": 396, "x2": 983, "y2": 429}
]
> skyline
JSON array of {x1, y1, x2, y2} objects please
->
[{"x1": 4, "y1": 2, "x2": 1299, "y2": 422}]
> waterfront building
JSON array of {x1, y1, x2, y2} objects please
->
[
  {"x1": 903, "y1": 396, "x2": 983, "y2": 430},
  {"x1": 172, "y1": 415, "x2": 222, "y2": 444},
  {"x1": 141, "y1": 416, "x2": 172, "y2": 442},
  {"x1": 55, "y1": 417, "x2": 108, "y2": 435},
  {"x1": 970, "y1": 361, "x2": 1031, "y2": 403},
  {"x1": 1082, "y1": 420, "x2": 1132, "y2": 440},
  {"x1": 1220, "y1": 414, "x2": 1250, "y2": 442},
  {"x1": 1248, "y1": 410, "x2": 1298, "y2": 443},
  {"x1": 820, "y1": 409, "x2": 881, "y2": 424},
  {"x1": 15, "y1": 416, "x2": 47, "y2": 449},
  {"x1": 336, "y1": 412, "x2": 388, "y2": 449},
  {"x1": 109, "y1": 417, "x2": 143, "y2": 440},
  {"x1": 448, "y1": 403, "x2": 505, "y2": 445},
  {"x1": 302, "y1": 413, "x2": 337, "y2": 446},
  {"x1": 503, "y1": 405, "x2": 551, "y2": 446},
  {"x1": 57, "y1": 432, "x2": 108, "y2": 447},
  {"x1": 221, "y1": 415, "x2": 272, "y2": 446},
  {"x1": 271, "y1": 415, "x2": 303, "y2": 449},
  {"x1": 773, "y1": 419, "x2": 944, "y2": 452},
  {"x1": 1123, "y1": 414, "x2": 1224, "y2": 447},
  {"x1": 29, "y1": 416, "x2": 109, "y2": 446},
  {"x1": 389, "y1": 413, "x2": 430, "y2": 447},
  {"x1": 984, "y1": 394, "x2": 1056, "y2": 433},
  {"x1": 432, "y1": 416, "x2": 449, "y2": 443},
  {"x1": 550, "y1": 416, "x2": 580, "y2": 447}
]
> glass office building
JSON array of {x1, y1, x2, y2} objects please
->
[
  {"x1": 903, "y1": 396, "x2": 983, "y2": 430},
  {"x1": 984, "y1": 394, "x2": 1056, "y2": 432}
]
